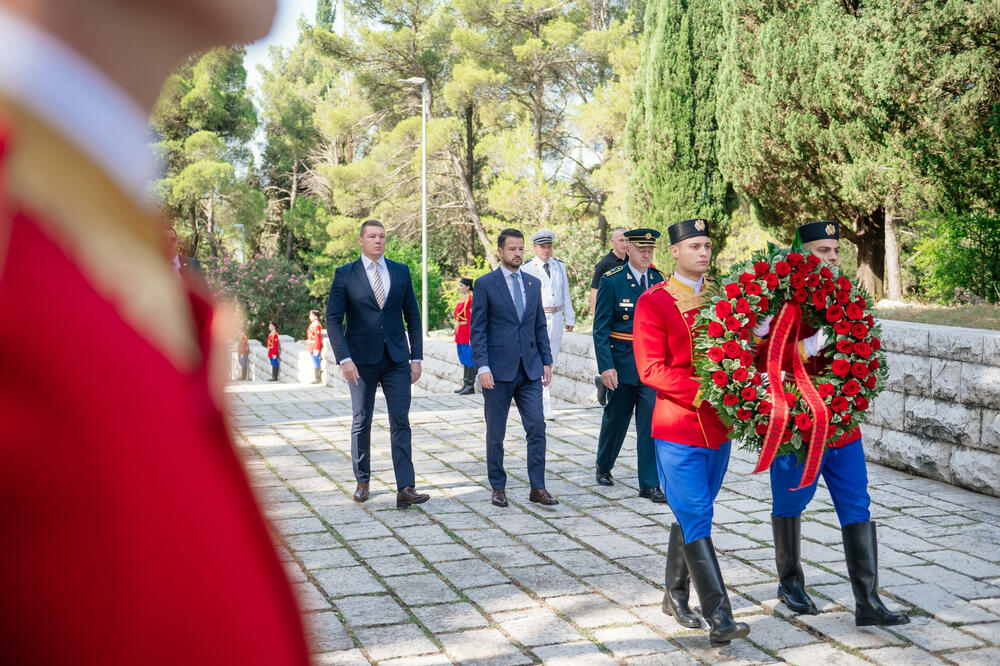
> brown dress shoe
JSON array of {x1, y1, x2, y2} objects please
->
[
  {"x1": 396, "y1": 486, "x2": 429, "y2": 508},
  {"x1": 529, "y1": 488, "x2": 559, "y2": 506},
  {"x1": 353, "y1": 482, "x2": 369, "y2": 503},
  {"x1": 491, "y1": 489, "x2": 508, "y2": 507}
]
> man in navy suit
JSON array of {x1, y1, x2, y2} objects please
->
[
  {"x1": 471, "y1": 228, "x2": 558, "y2": 508},
  {"x1": 326, "y1": 219, "x2": 430, "y2": 508}
]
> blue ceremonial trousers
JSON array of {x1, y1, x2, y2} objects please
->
[
  {"x1": 770, "y1": 436, "x2": 871, "y2": 526},
  {"x1": 654, "y1": 439, "x2": 732, "y2": 542}
]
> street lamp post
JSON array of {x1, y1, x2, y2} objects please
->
[
  {"x1": 233, "y1": 223, "x2": 246, "y2": 264},
  {"x1": 400, "y1": 76, "x2": 428, "y2": 339}
]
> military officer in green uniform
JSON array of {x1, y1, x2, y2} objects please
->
[{"x1": 593, "y1": 228, "x2": 667, "y2": 502}]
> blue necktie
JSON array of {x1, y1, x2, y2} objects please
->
[{"x1": 511, "y1": 273, "x2": 524, "y2": 320}]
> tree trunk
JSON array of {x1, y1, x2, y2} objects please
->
[
  {"x1": 884, "y1": 201, "x2": 903, "y2": 301},
  {"x1": 286, "y1": 161, "x2": 298, "y2": 262},
  {"x1": 205, "y1": 192, "x2": 219, "y2": 258},
  {"x1": 854, "y1": 208, "x2": 885, "y2": 300},
  {"x1": 449, "y1": 148, "x2": 497, "y2": 268},
  {"x1": 188, "y1": 207, "x2": 200, "y2": 257}
]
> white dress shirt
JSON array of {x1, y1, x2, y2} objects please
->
[
  {"x1": 0, "y1": 7, "x2": 160, "y2": 208},
  {"x1": 672, "y1": 271, "x2": 704, "y2": 294},
  {"x1": 628, "y1": 263, "x2": 649, "y2": 288}
]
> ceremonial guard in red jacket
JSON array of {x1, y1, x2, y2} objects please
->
[
  {"x1": 453, "y1": 277, "x2": 475, "y2": 394},
  {"x1": 755, "y1": 220, "x2": 908, "y2": 627},
  {"x1": 306, "y1": 309, "x2": 324, "y2": 384},
  {"x1": 267, "y1": 321, "x2": 281, "y2": 381},
  {"x1": 0, "y1": 3, "x2": 308, "y2": 663},
  {"x1": 634, "y1": 218, "x2": 750, "y2": 647}
]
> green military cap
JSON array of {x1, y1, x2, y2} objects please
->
[
  {"x1": 624, "y1": 228, "x2": 660, "y2": 247},
  {"x1": 667, "y1": 218, "x2": 709, "y2": 245}
]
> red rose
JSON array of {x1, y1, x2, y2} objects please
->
[
  {"x1": 725, "y1": 283, "x2": 742, "y2": 299},
  {"x1": 841, "y1": 412, "x2": 853, "y2": 425},
  {"x1": 806, "y1": 254, "x2": 821, "y2": 268},
  {"x1": 837, "y1": 276, "x2": 852, "y2": 291},
  {"x1": 707, "y1": 347, "x2": 724, "y2": 363},
  {"x1": 785, "y1": 391, "x2": 798, "y2": 406},
  {"x1": 736, "y1": 408, "x2": 752, "y2": 421},
  {"x1": 831, "y1": 396, "x2": 850, "y2": 412},
  {"x1": 741, "y1": 350, "x2": 755, "y2": 366},
  {"x1": 758, "y1": 400, "x2": 772, "y2": 414},
  {"x1": 836, "y1": 339, "x2": 854, "y2": 354},
  {"x1": 707, "y1": 321, "x2": 725, "y2": 338},
  {"x1": 872, "y1": 338, "x2": 881, "y2": 351},
  {"x1": 854, "y1": 341, "x2": 872, "y2": 358},
  {"x1": 820, "y1": 266, "x2": 833, "y2": 279},
  {"x1": 726, "y1": 317, "x2": 742, "y2": 332},
  {"x1": 852, "y1": 323, "x2": 869, "y2": 339},
  {"x1": 775, "y1": 261, "x2": 792, "y2": 277},
  {"x1": 831, "y1": 359, "x2": 852, "y2": 377},
  {"x1": 745, "y1": 281, "x2": 762, "y2": 296},
  {"x1": 795, "y1": 413, "x2": 813, "y2": 431},
  {"x1": 793, "y1": 288, "x2": 808, "y2": 303},
  {"x1": 755, "y1": 423, "x2": 768, "y2": 435},
  {"x1": 733, "y1": 367, "x2": 749, "y2": 382},
  {"x1": 751, "y1": 373, "x2": 763, "y2": 385},
  {"x1": 758, "y1": 297, "x2": 770, "y2": 311},
  {"x1": 786, "y1": 252, "x2": 803, "y2": 266},
  {"x1": 739, "y1": 272, "x2": 755, "y2": 284},
  {"x1": 865, "y1": 375, "x2": 878, "y2": 389},
  {"x1": 843, "y1": 379, "x2": 861, "y2": 396},
  {"x1": 715, "y1": 300, "x2": 733, "y2": 318},
  {"x1": 712, "y1": 371, "x2": 729, "y2": 387},
  {"x1": 742, "y1": 387, "x2": 758, "y2": 401},
  {"x1": 846, "y1": 303, "x2": 864, "y2": 320},
  {"x1": 865, "y1": 314, "x2": 876, "y2": 327},
  {"x1": 854, "y1": 395, "x2": 869, "y2": 410},
  {"x1": 817, "y1": 383, "x2": 834, "y2": 398},
  {"x1": 739, "y1": 328, "x2": 751, "y2": 341},
  {"x1": 780, "y1": 428, "x2": 794, "y2": 443},
  {"x1": 836, "y1": 291, "x2": 851, "y2": 305},
  {"x1": 868, "y1": 358, "x2": 880, "y2": 370},
  {"x1": 735, "y1": 298, "x2": 751, "y2": 315},
  {"x1": 806, "y1": 273, "x2": 820, "y2": 288},
  {"x1": 851, "y1": 362, "x2": 870, "y2": 378},
  {"x1": 826, "y1": 305, "x2": 845, "y2": 322},
  {"x1": 820, "y1": 279, "x2": 836, "y2": 293},
  {"x1": 811, "y1": 292, "x2": 827, "y2": 311},
  {"x1": 723, "y1": 340, "x2": 742, "y2": 358},
  {"x1": 723, "y1": 393, "x2": 739, "y2": 406},
  {"x1": 834, "y1": 320, "x2": 852, "y2": 335},
  {"x1": 790, "y1": 273, "x2": 806, "y2": 289},
  {"x1": 856, "y1": 298, "x2": 867, "y2": 309},
  {"x1": 754, "y1": 261, "x2": 770, "y2": 277},
  {"x1": 764, "y1": 274, "x2": 779, "y2": 289}
]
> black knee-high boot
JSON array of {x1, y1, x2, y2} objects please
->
[
  {"x1": 457, "y1": 366, "x2": 475, "y2": 395},
  {"x1": 240, "y1": 365, "x2": 247, "y2": 380},
  {"x1": 270, "y1": 364, "x2": 279, "y2": 381},
  {"x1": 683, "y1": 537, "x2": 750, "y2": 646},
  {"x1": 313, "y1": 366, "x2": 322, "y2": 384},
  {"x1": 662, "y1": 523, "x2": 700, "y2": 627},
  {"x1": 772, "y1": 515, "x2": 819, "y2": 614},
  {"x1": 843, "y1": 521, "x2": 909, "y2": 626}
]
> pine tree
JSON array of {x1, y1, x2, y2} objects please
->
[{"x1": 316, "y1": 0, "x2": 335, "y2": 30}]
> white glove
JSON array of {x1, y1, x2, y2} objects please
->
[
  {"x1": 803, "y1": 328, "x2": 829, "y2": 359},
  {"x1": 752, "y1": 314, "x2": 775, "y2": 338}
]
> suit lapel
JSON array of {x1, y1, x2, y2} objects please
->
[
  {"x1": 494, "y1": 268, "x2": 520, "y2": 322},
  {"x1": 354, "y1": 259, "x2": 380, "y2": 309},
  {"x1": 521, "y1": 272, "x2": 536, "y2": 321}
]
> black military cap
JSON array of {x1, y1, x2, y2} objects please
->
[
  {"x1": 798, "y1": 220, "x2": 839, "y2": 243},
  {"x1": 624, "y1": 228, "x2": 660, "y2": 247},
  {"x1": 667, "y1": 218, "x2": 710, "y2": 245}
]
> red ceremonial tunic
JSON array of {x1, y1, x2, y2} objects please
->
[
  {"x1": 306, "y1": 320, "x2": 322, "y2": 354},
  {"x1": 0, "y1": 109, "x2": 309, "y2": 664},
  {"x1": 268, "y1": 330, "x2": 281, "y2": 358},
  {"x1": 453, "y1": 294, "x2": 472, "y2": 344},
  {"x1": 756, "y1": 319, "x2": 860, "y2": 448},
  {"x1": 238, "y1": 332, "x2": 249, "y2": 356},
  {"x1": 634, "y1": 277, "x2": 729, "y2": 448}
]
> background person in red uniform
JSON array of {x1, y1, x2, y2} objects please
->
[
  {"x1": 306, "y1": 309, "x2": 324, "y2": 384},
  {"x1": 753, "y1": 220, "x2": 908, "y2": 627},
  {"x1": 633, "y1": 218, "x2": 750, "y2": 647},
  {"x1": 267, "y1": 320, "x2": 281, "y2": 381},
  {"x1": 453, "y1": 277, "x2": 475, "y2": 394},
  {"x1": 0, "y1": 1, "x2": 309, "y2": 664}
]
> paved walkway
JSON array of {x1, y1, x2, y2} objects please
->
[{"x1": 228, "y1": 382, "x2": 1000, "y2": 665}]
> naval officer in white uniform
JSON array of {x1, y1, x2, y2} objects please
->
[{"x1": 521, "y1": 229, "x2": 575, "y2": 419}]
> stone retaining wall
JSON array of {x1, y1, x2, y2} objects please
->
[{"x1": 233, "y1": 322, "x2": 1000, "y2": 497}]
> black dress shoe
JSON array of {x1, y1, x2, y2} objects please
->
[
  {"x1": 595, "y1": 469, "x2": 613, "y2": 486},
  {"x1": 491, "y1": 489, "x2": 508, "y2": 507},
  {"x1": 595, "y1": 376, "x2": 608, "y2": 406},
  {"x1": 529, "y1": 488, "x2": 559, "y2": 506},
  {"x1": 396, "y1": 486, "x2": 429, "y2": 508},
  {"x1": 639, "y1": 487, "x2": 668, "y2": 503},
  {"x1": 353, "y1": 482, "x2": 369, "y2": 503}
]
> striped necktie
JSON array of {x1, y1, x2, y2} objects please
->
[{"x1": 369, "y1": 261, "x2": 386, "y2": 308}]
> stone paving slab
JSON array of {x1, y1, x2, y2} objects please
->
[{"x1": 228, "y1": 382, "x2": 1000, "y2": 664}]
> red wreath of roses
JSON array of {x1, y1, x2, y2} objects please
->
[{"x1": 692, "y1": 246, "x2": 888, "y2": 489}]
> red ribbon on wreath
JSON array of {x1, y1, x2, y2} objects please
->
[{"x1": 752, "y1": 302, "x2": 831, "y2": 490}]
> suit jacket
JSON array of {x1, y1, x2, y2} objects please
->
[
  {"x1": 593, "y1": 264, "x2": 664, "y2": 385},
  {"x1": 326, "y1": 257, "x2": 422, "y2": 365},
  {"x1": 470, "y1": 267, "x2": 553, "y2": 382}
]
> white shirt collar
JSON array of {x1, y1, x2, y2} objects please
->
[
  {"x1": 500, "y1": 264, "x2": 520, "y2": 278},
  {"x1": 628, "y1": 262, "x2": 647, "y2": 284},
  {"x1": 0, "y1": 7, "x2": 159, "y2": 208},
  {"x1": 673, "y1": 271, "x2": 704, "y2": 294},
  {"x1": 361, "y1": 254, "x2": 387, "y2": 271}
]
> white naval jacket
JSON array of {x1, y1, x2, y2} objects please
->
[{"x1": 522, "y1": 255, "x2": 576, "y2": 327}]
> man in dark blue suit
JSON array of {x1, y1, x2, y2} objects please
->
[
  {"x1": 471, "y1": 229, "x2": 558, "y2": 508},
  {"x1": 326, "y1": 219, "x2": 430, "y2": 508}
]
